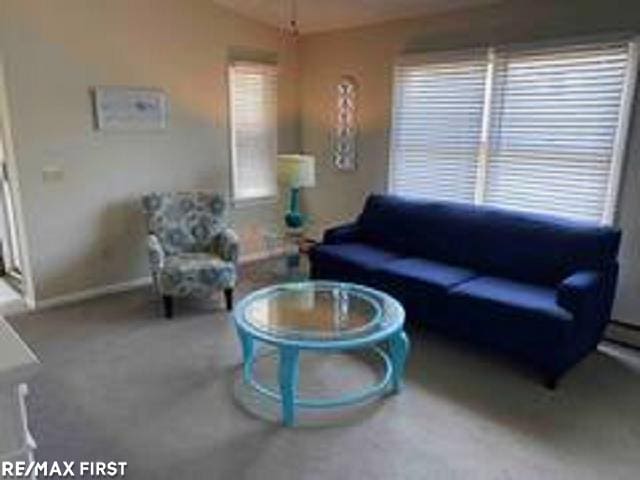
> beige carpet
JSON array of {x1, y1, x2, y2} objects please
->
[{"x1": 7, "y1": 264, "x2": 640, "y2": 479}]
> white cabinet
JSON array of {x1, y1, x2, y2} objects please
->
[{"x1": 0, "y1": 317, "x2": 39, "y2": 465}]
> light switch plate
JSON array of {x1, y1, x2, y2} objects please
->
[{"x1": 42, "y1": 166, "x2": 64, "y2": 182}]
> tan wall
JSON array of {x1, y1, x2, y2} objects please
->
[
  {"x1": 299, "y1": 0, "x2": 640, "y2": 325},
  {"x1": 0, "y1": 0, "x2": 299, "y2": 302},
  {"x1": 2, "y1": 0, "x2": 640, "y2": 323}
]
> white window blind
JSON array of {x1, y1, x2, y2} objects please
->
[
  {"x1": 486, "y1": 42, "x2": 633, "y2": 221},
  {"x1": 229, "y1": 62, "x2": 278, "y2": 201},
  {"x1": 390, "y1": 38, "x2": 638, "y2": 223},
  {"x1": 390, "y1": 52, "x2": 487, "y2": 203}
]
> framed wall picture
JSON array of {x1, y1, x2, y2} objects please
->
[{"x1": 92, "y1": 87, "x2": 168, "y2": 131}]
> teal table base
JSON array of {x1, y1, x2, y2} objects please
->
[{"x1": 237, "y1": 329, "x2": 409, "y2": 427}]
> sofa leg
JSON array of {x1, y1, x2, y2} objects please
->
[
  {"x1": 224, "y1": 288, "x2": 233, "y2": 311},
  {"x1": 162, "y1": 295, "x2": 173, "y2": 319}
]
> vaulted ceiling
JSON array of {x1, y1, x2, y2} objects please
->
[{"x1": 212, "y1": 0, "x2": 501, "y2": 33}]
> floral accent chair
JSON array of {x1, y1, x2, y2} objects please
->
[{"x1": 141, "y1": 192, "x2": 239, "y2": 318}]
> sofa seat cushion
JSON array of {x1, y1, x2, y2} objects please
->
[
  {"x1": 311, "y1": 243, "x2": 399, "y2": 270},
  {"x1": 310, "y1": 243, "x2": 400, "y2": 287},
  {"x1": 375, "y1": 257, "x2": 478, "y2": 322},
  {"x1": 450, "y1": 276, "x2": 572, "y2": 321},
  {"x1": 380, "y1": 258, "x2": 478, "y2": 297},
  {"x1": 447, "y1": 276, "x2": 574, "y2": 350}
]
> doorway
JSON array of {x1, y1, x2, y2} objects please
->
[
  {"x1": 0, "y1": 133, "x2": 22, "y2": 284},
  {"x1": 0, "y1": 61, "x2": 27, "y2": 313}
]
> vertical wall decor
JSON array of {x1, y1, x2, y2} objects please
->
[{"x1": 332, "y1": 75, "x2": 358, "y2": 171}]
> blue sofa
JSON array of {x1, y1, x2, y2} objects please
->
[{"x1": 309, "y1": 194, "x2": 621, "y2": 387}]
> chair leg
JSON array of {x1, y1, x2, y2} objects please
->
[
  {"x1": 544, "y1": 375, "x2": 558, "y2": 390},
  {"x1": 224, "y1": 288, "x2": 233, "y2": 311},
  {"x1": 162, "y1": 295, "x2": 173, "y2": 319}
]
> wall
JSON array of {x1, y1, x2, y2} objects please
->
[
  {"x1": 299, "y1": 0, "x2": 640, "y2": 326},
  {"x1": 0, "y1": 0, "x2": 299, "y2": 302}
]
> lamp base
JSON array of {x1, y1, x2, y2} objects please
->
[
  {"x1": 285, "y1": 211, "x2": 305, "y2": 229},
  {"x1": 285, "y1": 187, "x2": 306, "y2": 229}
]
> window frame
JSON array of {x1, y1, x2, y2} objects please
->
[
  {"x1": 603, "y1": 38, "x2": 639, "y2": 223},
  {"x1": 227, "y1": 60, "x2": 279, "y2": 205},
  {"x1": 388, "y1": 36, "x2": 640, "y2": 225}
]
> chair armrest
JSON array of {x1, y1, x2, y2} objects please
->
[
  {"x1": 147, "y1": 234, "x2": 165, "y2": 272},
  {"x1": 556, "y1": 270, "x2": 602, "y2": 314},
  {"x1": 213, "y1": 228, "x2": 239, "y2": 263},
  {"x1": 323, "y1": 222, "x2": 360, "y2": 244}
]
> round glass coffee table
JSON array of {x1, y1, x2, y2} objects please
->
[{"x1": 233, "y1": 281, "x2": 408, "y2": 426}]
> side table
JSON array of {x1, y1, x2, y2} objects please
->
[{"x1": 263, "y1": 230, "x2": 317, "y2": 280}]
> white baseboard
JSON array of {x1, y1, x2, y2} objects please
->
[
  {"x1": 0, "y1": 297, "x2": 28, "y2": 316},
  {"x1": 0, "y1": 278, "x2": 28, "y2": 316},
  {"x1": 239, "y1": 247, "x2": 286, "y2": 264},
  {"x1": 35, "y1": 276, "x2": 153, "y2": 310},
  {"x1": 32, "y1": 248, "x2": 284, "y2": 311}
]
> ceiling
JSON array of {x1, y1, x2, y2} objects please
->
[{"x1": 212, "y1": 0, "x2": 502, "y2": 34}]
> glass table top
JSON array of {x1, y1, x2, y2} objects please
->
[{"x1": 235, "y1": 281, "x2": 404, "y2": 342}]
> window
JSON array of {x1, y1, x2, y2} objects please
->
[
  {"x1": 391, "y1": 51, "x2": 488, "y2": 202},
  {"x1": 390, "y1": 39, "x2": 638, "y2": 223},
  {"x1": 228, "y1": 61, "x2": 278, "y2": 201}
]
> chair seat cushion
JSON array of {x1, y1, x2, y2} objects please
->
[
  {"x1": 447, "y1": 276, "x2": 574, "y2": 354},
  {"x1": 160, "y1": 253, "x2": 236, "y2": 297}
]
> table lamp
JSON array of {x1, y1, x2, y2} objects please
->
[{"x1": 278, "y1": 154, "x2": 316, "y2": 229}]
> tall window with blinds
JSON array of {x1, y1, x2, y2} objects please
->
[
  {"x1": 229, "y1": 62, "x2": 278, "y2": 201},
  {"x1": 390, "y1": 52, "x2": 487, "y2": 203},
  {"x1": 389, "y1": 39, "x2": 638, "y2": 223}
]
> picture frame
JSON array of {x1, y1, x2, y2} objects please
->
[{"x1": 92, "y1": 86, "x2": 168, "y2": 131}]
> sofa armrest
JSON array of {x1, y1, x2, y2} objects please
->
[
  {"x1": 213, "y1": 228, "x2": 239, "y2": 263},
  {"x1": 147, "y1": 234, "x2": 165, "y2": 272},
  {"x1": 323, "y1": 222, "x2": 361, "y2": 244},
  {"x1": 556, "y1": 270, "x2": 602, "y2": 315}
]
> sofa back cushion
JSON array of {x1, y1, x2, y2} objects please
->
[{"x1": 357, "y1": 194, "x2": 621, "y2": 284}]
